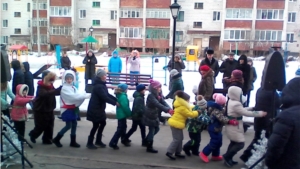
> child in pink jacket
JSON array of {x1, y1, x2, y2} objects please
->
[{"x1": 11, "y1": 84, "x2": 34, "y2": 141}]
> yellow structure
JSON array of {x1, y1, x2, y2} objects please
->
[
  {"x1": 185, "y1": 45, "x2": 200, "y2": 71},
  {"x1": 74, "y1": 65, "x2": 108, "y2": 73}
]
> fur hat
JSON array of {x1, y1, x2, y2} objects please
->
[
  {"x1": 176, "y1": 91, "x2": 190, "y2": 101},
  {"x1": 136, "y1": 84, "x2": 146, "y2": 92},
  {"x1": 206, "y1": 48, "x2": 214, "y2": 54},
  {"x1": 96, "y1": 69, "x2": 107, "y2": 78},
  {"x1": 118, "y1": 83, "x2": 128, "y2": 92},
  {"x1": 170, "y1": 69, "x2": 179, "y2": 77},
  {"x1": 232, "y1": 69, "x2": 243, "y2": 79},
  {"x1": 196, "y1": 95, "x2": 207, "y2": 109},
  {"x1": 149, "y1": 79, "x2": 161, "y2": 89},
  {"x1": 213, "y1": 93, "x2": 226, "y2": 105},
  {"x1": 200, "y1": 65, "x2": 210, "y2": 72}
]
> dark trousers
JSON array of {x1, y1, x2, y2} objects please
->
[
  {"x1": 223, "y1": 141, "x2": 245, "y2": 160},
  {"x1": 183, "y1": 132, "x2": 201, "y2": 154},
  {"x1": 202, "y1": 130, "x2": 222, "y2": 156},
  {"x1": 58, "y1": 120, "x2": 77, "y2": 136},
  {"x1": 158, "y1": 112, "x2": 165, "y2": 124},
  {"x1": 14, "y1": 121, "x2": 25, "y2": 141},
  {"x1": 246, "y1": 90, "x2": 252, "y2": 107},
  {"x1": 146, "y1": 126, "x2": 160, "y2": 142},
  {"x1": 2, "y1": 109, "x2": 10, "y2": 119},
  {"x1": 109, "y1": 118, "x2": 127, "y2": 146},
  {"x1": 29, "y1": 113, "x2": 55, "y2": 142},
  {"x1": 124, "y1": 120, "x2": 145, "y2": 141},
  {"x1": 89, "y1": 120, "x2": 106, "y2": 139}
]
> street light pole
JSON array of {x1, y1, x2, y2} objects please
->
[
  {"x1": 170, "y1": 0, "x2": 181, "y2": 69},
  {"x1": 89, "y1": 26, "x2": 94, "y2": 50}
]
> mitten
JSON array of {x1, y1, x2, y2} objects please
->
[
  {"x1": 56, "y1": 86, "x2": 63, "y2": 92},
  {"x1": 228, "y1": 119, "x2": 239, "y2": 126},
  {"x1": 168, "y1": 109, "x2": 174, "y2": 115}
]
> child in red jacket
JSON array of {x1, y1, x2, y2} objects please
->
[{"x1": 11, "y1": 84, "x2": 34, "y2": 141}]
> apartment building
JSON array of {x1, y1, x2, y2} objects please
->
[
  {"x1": 32, "y1": 0, "x2": 48, "y2": 51},
  {"x1": 286, "y1": 0, "x2": 300, "y2": 54},
  {"x1": 1, "y1": 0, "x2": 32, "y2": 46}
]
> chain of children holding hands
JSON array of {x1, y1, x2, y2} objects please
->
[{"x1": 2, "y1": 49, "x2": 270, "y2": 168}]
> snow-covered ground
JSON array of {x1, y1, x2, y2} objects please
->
[{"x1": 9, "y1": 53, "x2": 300, "y2": 123}]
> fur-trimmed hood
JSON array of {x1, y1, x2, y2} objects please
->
[
  {"x1": 16, "y1": 84, "x2": 29, "y2": 97},
  {"x1": 38, "y1": 71, "x2": 56, "y2": 87},
  {"x1": 201, "y1": 69, "x2": 214, "y2": 79},
  {"x1": 62, "y1": 70, "x2": 76, "y2": 84},
  {"x1": 131, "y1": 50, "x2": 140, "y2": 58},
  {"x1": 228, "y1": 86, "x2": 247, "y2": 104}
]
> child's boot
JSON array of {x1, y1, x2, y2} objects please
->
[
  {"x1": 95, "y1": 134, "x2": 106, "y2": 148},
  {"x1": 146, "y1": 141, "x2": 158, "y2": 153},
  {"x1": 212, "y1": 155, "x2": 223, "y2": 161},
  {"x1": 86, "y1": 135, "x2": 97, "y2": 150},
  {"x1": 183, "y1": 142, "x2": 191, "y2": 156},
  {"x1": 199, "y1": 152, "x2": 209, "y2": 163},
  {"x1": 166, "y1": 152, "x2": 176, "y2": 160},
  {"x1": 70, "y1": 135, "x2": 80, "y2": 148},
  {"x1": 53, "y1": 133, "x2": 63, "y2": 148},
  {"x1": 142, "y1": 139, "x2": 147, "y2": 147}
]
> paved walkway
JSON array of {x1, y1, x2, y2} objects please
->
[{"x1": 4, "y1": 118, "x2": 254, "y2": 169}]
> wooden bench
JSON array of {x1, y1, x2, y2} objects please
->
[{"x1": 106, "y1": 73, "x2": 152, "y2": 90}]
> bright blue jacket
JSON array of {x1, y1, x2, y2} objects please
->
[{"x1": 108, "y1": 51, "x2": 122, "y2": 73}]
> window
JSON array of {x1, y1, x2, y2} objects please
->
[
  {"x1": 194, "y1": 3, "x2": 203, "y2": 9},
  {"x1": 146, "y1": 29, "x2": 170, "y2": 39},
  {"x1": 33, "y1": 35, "x2": 47, "y2": 44},
  {"x1": 226, "y1": 9, "x2": 252, "y2": 19},
  {"x1": 50, "y1": 7, "x2": 71, "y2": 16},
  {"x1": 111, "y1": 10, "x2": 117, "y2": 20},
  {"x1": 2, "y1": 3, "x2": 8, "y2": 10},
  {"x1": 79, "y1": 10, "x2": 86, "y2": 19},
  {"x1": 120, "y1": 27, "x2": 142, "y2": 38},
  {"x1": 14, "y1": 12, "x2": 21, "y2": 17},
  {"x1": 33, "y1": 3, "x2": 47, "y2": 10},
  {"x1": 79, "y1": 28, "x2": 86, "y2": 38},
  {"x1": 1, "y1": 36, "x2": 8, "y2": 44},
  {"x1": 146, "y1": 10, "x2": 169, "y2": 19},
  {"x1": 175, "y1": 31, "x2": 183, "y2": 42},
  {"x1": 32, "y1": 18, "x2": 48, "y2": 27},
  {"x1": 193, "y1": 22, "x2": 202, "y2": 28},
  {"x1": 177, "y1": 11, "x2": 184, "y2": 21},
  {"x1": 27, "y1": 3, "x2": 30, "y2": 12},
  {"x1": 15, "y1": 28, "x2": 21, "y2": 34},
  {"x1": 28, "y1": 20, "x2": 30, "y2": 27},
  {"x1": 289, "y1": 0, "x2": 297, "y2": 2},
  {"x1": 256, "y1": 9, "x2": 284, "y2": 20},
  {"x1": 121, "y1": 9, "x2": 143, "y2": 18},
  {"x1": 213, "y1": 11, "x2": 221, "y2": 21},
  {"x1": 2, "y1": 20, "x2": 8, "y2": 28},
  {"x1": 288, "y1": 12, "x2": 296, "y2": 22},
  {"x1": 286, "y1": 33, "x2": 294, "y2": 43},
  {"x1": 224, "y1": 30, "x2": 251, "y2": 40},
  {"x1": 92, "y1": 1, "x2": 100, "y2": 8},
  {"x1": 50, "y1": 26, "x2": 72, "y2": 35},
  {"x1": 255, "y1": 30, "x2": 282, "y2": 41},
  {"x1": 92, "y1": 20, "x2": 100, "y2": 26}
]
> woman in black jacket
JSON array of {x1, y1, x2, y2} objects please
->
[
  {"x1": 83, "y1": 51, "x2": 97, "y2": 85},
  {"x1": 60, "y1": 52, "x2": 71, "y2": 70},
  {"x1": 23, "y1": 62, "x2": 34, "y2": 96},
  {"x1": 236, "y1": 55, "x2": 250, "y2": 96},
  {"x1": 11, "y1": 60, "x2": 25, "y2": 95},
  {"x1": 86, "y1": 69, "x2": 117, "y2": 149}
]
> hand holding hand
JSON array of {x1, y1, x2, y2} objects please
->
[
  {"x1": 168, "y1": 109, "x2": 174, "y2": 115},
  {"x1": 228, "y1": 119, "x2": 239, "y2": 126},
  {"x1": 260, "y1": 111, "x2": 267, "y2": 117}
]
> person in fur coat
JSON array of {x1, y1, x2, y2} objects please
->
[
  {"x1": 198, "y1": 65, "x2": 214, "y2": 100},
  {"x1": 29, "y1": 70, "x2": 62, "y2": 144},
  {"x1": 53, "y1": 70, "x2": 90, "y2": 148},
  {"x1": 223, "y1": 86, "x2": 266, "y2": 167}
]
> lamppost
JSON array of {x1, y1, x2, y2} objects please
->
[
  {"x1": 169, "y1": 0, "x2": 181, "y2": 69},
  {"x1": 89, "y1": 26, "x2": 94, "y2": 49}
]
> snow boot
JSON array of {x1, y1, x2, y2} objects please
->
[
  {"x1": 166, "y1": 152, "x2": 176, "y2": 160},
  {"x1": 175, "y1": 153, "x2": 185, "y2": 159},
  {"x1": 142, "y1": 139, "x2": 147, "y2": 147},
  {"x1": 211, "y1": 155, "x2": 223, "y2": 161},
  {"x1": 199, "y1": 152, "x2": 209, "y2": 163},
  {"x1": 183, "y1": 142, "x2": 191, "y2": 156},
  {"x1": 53, "y1": 133, "x2": 63, "y2": 148},
  {"x1": 70, "y1": 135, "x2": 80, "y2": 148},
  {"x1": 95, "y1": 134, "x2": 106, "y2": 148},
  {"x1": 86, "y1": 135, "x2": 97, "y2": 149},
  {"x1": 146, "y1": 141, "x2": 158, "y2": 153}
]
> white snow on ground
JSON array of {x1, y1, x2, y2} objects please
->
[{"x1": 9, "y1": 53, "x2": 300, "y2": 123}]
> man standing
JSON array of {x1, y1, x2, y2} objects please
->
[
  {"x1": 219, "y1": 52, "x2": 238, "y2": 88},
  {"x1": 200, "y1": 48, "x2": 219, "y2": 82},
  {"x1": 167, "y1": 54, "x2": 185, "y2": 90}
]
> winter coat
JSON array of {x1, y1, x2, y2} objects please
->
[
  {"x1": 23, "y1": 62, "x2": 34, "y2": 96},
  {"x1": 207, "y1": 101, "x2": 229, "y2": 133},
  {"x1": 200, "y1": 57, "x2": 219, "y2": 78},
  {"x1": 265, "y1": 78, "x2": 300, "y2": 169},
  {"x1": 60, "y1": 70, "x2": 86, "y2": 122},
  {"x1": 61, "y1": 56, "x2": 71, "y2": 70},
  {"x1": 87, "y1": 77, "x2": 117, "y2": 122},
  {"x1": 1, "y1": 85, "x2": 15, "y2": 110},
  {"x1": 131, "y1": 91, "x2": 145, "y2": 121},
  {"x1": 219, "y1": 59, "x2": 238, "y2": 78},
  {"x1": 114, "y1": 88, "x2": 131, "y2": 119},
  {"x1": 33, "y1": 72, "x2": 61, "y2": 119},
  {"x1": 166, "y1": 73, "x2": 184, "y2": 99},
  {"x1": 128, "y1": 57, "x2": 140, "y2": 72},
  {"x1": 224, "y1": 86, "x2": 263, "y2": 142},
  {"x1": 11, "y1": 84, "x2": 34, "y2": 121},
  {"x1": 222, "y1": 77, "x2": 244, "y2": 94},
  {"x1": 74, "y1": 72, "x2": 79, "y2": 89},
  {"x1": 186, "y1": 107, "x2": 207, "y2": 133},
  {"x1": 1, "y1": 50, "x2": 12, "y2": 83},
  {"x1": 167, "y1": 60, "x2": 186, "y2": 73},
  {"x1": 236, "y1": 55, "x2": 251, "y2": 94},
  {"x1": 11, "y1": 60, "x2": 25, "y2": 95},
  {"x1": 253, "y1": 88, "x2": 280, "y2": 132},
  {"x1": 108, "y1": 51, "x2": 122, "y2": 73},
  {"x1": 198, "y1": 69, "x2": 214, "y2": 100},
  {"x1": 143, "y1": 86, "x2": 171, "y2": 127},
  {"x1": 248, "y1": 66, "x2": 257, "y2": 91},
  {"x1": 168, "y1": 96, "x2": 198, "y2": 129},
  {"x1": 83, "y1": 53, "x2": 97, "y2": 80}
]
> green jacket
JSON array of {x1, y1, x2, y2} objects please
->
[
  {"x1": 115, "y1": 89, "x2": 131, "y2": 119},
  {"x1": 131, "y1": 91, "x2": 145, "y2": 121},
  {"x1": 166, "y1": 73, "x2": 184, "y2": 99},
  {"x1": 186, "y1": 106, "x2": 207, "y2": 133}
]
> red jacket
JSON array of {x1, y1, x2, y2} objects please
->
[{"x1": 11, "y1": 84, "x2": 34, "y2": 121}]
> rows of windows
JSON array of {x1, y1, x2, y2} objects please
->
[
  {"x1": 50, "y1": 26, "x2": 72, "y2": 35},
  {"x1": 255, "y1": 30, "x2": 282, "y2": 41},
  {"x1": 224, "y1": 30, "x2": 251, "y2": 40},
  {"x1": 145, "y1": 29, "x2": 170, "y2": 39},
  {"x1": 120, "y1": 9, "x2": 142, "y2": 18},
  {"x1": 146, "y1": 10, "x2": 170, "y2": 19},
  {"x1": 120, "y1": 27, "x2": 142, "y2": 38},
  {"x1": 256, "y1": 9, "x2": 284, "y2": 20},
  {"x1": 33, "y1": 2, "x2": 47, "y2": 10},
  {"x1": 32, "y1": 18, "x2": 48, "y2": 27},
  {"x1": 33, "y1": 35, "x2": 48, "y2": 44},
  {"x1": 50, "y1": 7, "x2": 71, "y2": 17}
]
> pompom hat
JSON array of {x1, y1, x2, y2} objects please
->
[
  {"x1": 200, "y1": 65, "x2": 210, "y2": 71},
  {"x1": 213, "y1": 93, "x2": 226, "y2": 105},
  {"x1": 197, "y1": 95, "x2": 207, "y2": 109},
  {"x1": 232, "y1": 69, "x2": 243, "y2": 79},
  {"x1": 149, "y1": 79, "x2": 161, "y2": 89}
]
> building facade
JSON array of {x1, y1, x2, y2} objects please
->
[{"x1": 286, "y1": 0, "x2": 300, "y2": 55}]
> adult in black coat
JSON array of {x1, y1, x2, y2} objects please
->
[
  {"x1": 236, "y1": 55, "x2": 250, "y2": 96},
  {"x1": 265, "y1": 78, "x2": 300, "y2": 169},
  {"x1": 60, "y1": 52, "x2": 71, "y2": 70},
  {"x1": 86, "y1": 69, "x2": 117, "y2": 149},
  {"x1": 11, "y1": 60, "x2": 25, "y2": 95},
  {"x1": 219, "y1": 52, "x2": 238, "y2": 88},
  {"x1": 200, "y1": 49, "x2": 219, "y2": 82},
  {"x1": 167, "y1": 55, "x2": 186, "y2": 73},
  {"x1": 1, "y1": 49, "x2": 11, "y2": 83},
  {"x1": 240, "y1": 87, "x2": 280, "y2": 162},
  {"x1": 23, "y1": 62, "x2": 34, "y2": 96},
  {"x1": 83, "y1": 51, "x2": 97, "y2": 85}
]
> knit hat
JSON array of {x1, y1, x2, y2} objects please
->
[
  {"x1": 196, "y1": 95, "x2": 207, "y2": 109},
  {"x1": 65, "y1": 73, "x2": 74, "y2": 80},
  {"x1": 96, "y1": 69, "x2": 107, "y2": 78},
  {"x1": 149, "y1": 79, "x2": 161, "y2": 89},
  {"x1": 170, "y1": 69, "x2": 179, "y2": 77},
  {"x1": 200, "y1": 65, "x2": 210, "y2": 72},
  {"x1": 118, "y1": 83, "x2": 128, "y2": 92},
  {"x1": 295, "y1": 68, "x2": 300, "y2": 77},
  {"x1": 176, "y1": 91, "x2": 190, "y2": 101},
  {"x1": 232, "y1": 69, "x2": 243, "y2": 79},
  {"x1": 192, "y1": 85, "x2": 198, "y2": 94},
  {"x1": 136, "y1": 84, "x2": 146, "y2": 92},
  {"x1": 213, "y1": 93, "x2": 226, "y2": 105}
]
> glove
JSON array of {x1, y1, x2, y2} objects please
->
[
  {"x1": 133, "y1": 56, "x2": 136, "y2": 60},
  {"x1": 228, "y1": 119, "x2": 239, "y2": 126},
  {"x1": 168, "y1": 109, "x2": 174, "y2": 115}
]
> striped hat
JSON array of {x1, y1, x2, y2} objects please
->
[{"x1": 196, "y1": 95, "x2": 207, "y2": 109}]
